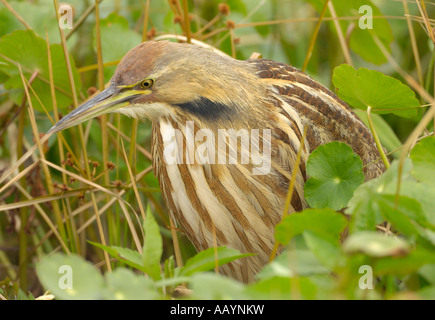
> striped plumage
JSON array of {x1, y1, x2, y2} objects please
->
[
  {"x1": 49, "y1": 41, "x2": 384, "y2": 283},
  {"x1": 135, "y1": 42, "x2": 383, "y2": 283}
]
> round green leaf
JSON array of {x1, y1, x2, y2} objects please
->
[
  {"x1": 332, "y1": 64, "x2": 419, "y2": 118},
  {"x1": 36, "y1": 253, "x2": 104, "y2": 300},
  {"x1": 304, "y1": 142, "x2": 365, "y2": 210}
]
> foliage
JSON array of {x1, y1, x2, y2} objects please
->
[
  {"x1": 304, "y1": 142, "x2": 364, "y2": 210},
  {"x1": 332, "y1": 64, "x2": 420, "y2": 118},
  {"x1": 0, "y1": 30, "x2": 81, "y2": 112},
  {"x1": 0, "y1": 0, "x2": 435, "y2": 301}
]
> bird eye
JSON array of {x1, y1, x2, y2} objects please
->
[{"x1": 140, "y1": 79, "x2": 154, "y2": 89}]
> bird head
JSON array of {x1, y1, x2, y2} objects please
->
[{"x1": 48, "y1": 40, "x2": 265, "y2": 135}]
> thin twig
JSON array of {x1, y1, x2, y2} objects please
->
[
  {"x1": 328, "y1": 1, "x2": 352, "y2": 65},
  {"x1": 0, "y1": 0, "x2": 31, "y2": 29},
  {"x1": 367, "y1": 106, "x2": 390, "y2": 169},
  {"x1": 302, "y1": 0, "x2": 330, "y2": 72}
]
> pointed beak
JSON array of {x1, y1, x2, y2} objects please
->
[{"x1": 47, "y1": 86, "x2": 144, "y2": 135}]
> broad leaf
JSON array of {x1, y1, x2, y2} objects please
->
[
  {"x1": 346, "y1": 159, "x2": 413, "y2": 232},
  {"x1": 103, "y1": 268, "x2": 159, "y2": 300},
  {"x1": 275, "y1": 208, "x2": 347, "y2": 245},
  {"x1": 304, "y1": 142, "x2": 364, "y2": 210},
  {"x1": 0, "y1": 30, "x2": 81, "y2": 112},
  {"x1": 96, "y1": 12, "x2": 142, "y2": 82},
  {"x1": 257, "y1": 248, "x2": 329, "y2": 279},
  {"x1": 303, "y1": 231, "x2": 345, "y2": 271},
  {"x1": 375, "y1": 248, "x2": 435, "y2": 276},
  {"x1": 308, "y1": 0, "x2": 393, "y2": 64},
  {"x1": 410, "y1": 136, "x2": 435, "y2": 185},
  {"x1": 343, "y1": 231, "x2": 410, "y2": 258},
  {"x1": 247, "y1": 276, "x2": 318, "y2": 300},
  {"x1": 189, "y1": 273, "x2": 248, "y2": 300},
  {"x1": 179, "y1": 246, "x2": 253, "y2": 277},
  {"x1": 378, "y1": 195, "x2": 432, "y2": 238},
  {"x1": 36, "y1": 253, "x2": 104, "y2": 300},
  {"x1": 332, "y1": 64, "x2": 419, "y2": 118}
]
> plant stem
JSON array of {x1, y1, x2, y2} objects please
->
[
  {"x1": 302, "y1": 0, "x2": 330, "y2": 72},
  {"x1": 182, "y1": 0, "x2": 191, "y2": 43},
  {"x1": 142, "y1": 0, "x2": 150, "y2": 42},
  {"x1": 367, "y1": 106, "x2": 390, "y2": 169},
  {"x1": 328, "y1": 1, "x2": 352, "y2": 65},
  {"x1": 270, "y1": 125, "x2": 307, "y2": 263},
  {"x1": 53, "y1": 0, "x2": 112, "y2": 271},
  {"x1": 17, "y1": 96, "x2": 28, "y2": 291}
]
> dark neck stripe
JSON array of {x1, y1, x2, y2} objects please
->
[{"x1": 175, "y1": 97, "x2": 233, "y2": 120}]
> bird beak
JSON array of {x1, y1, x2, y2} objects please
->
[{"x1": 47, "y1": 85, "x2": 144, "y2": 135}]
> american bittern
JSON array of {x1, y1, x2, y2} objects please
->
[{"x1": 48, "y1": 41, "x2": 384, "y2": 283}]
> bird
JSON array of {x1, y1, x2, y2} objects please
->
[{"x1": 48, "y1": 40, "x2": 384, "y2": 283}]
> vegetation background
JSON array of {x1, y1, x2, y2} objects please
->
[{"x1": 0, "y1": 0, "x2": 435, "y2": 300}]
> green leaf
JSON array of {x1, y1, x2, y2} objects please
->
[
  {"x1": 304, "y1": 142, "x2": 364, "y2": 210},
  {"x1": 112, "y1": 246, "x2": 144, "y2": 268},
  {"x1": 346, "y1": 159, "x2": 413, "y2": 232},
  {"x1": 179, "y1": 246, "x2": 253, "y2": 277},
  {"x1": 189, "y1": 273, "x2": 248, "y2": 300},
  {"x1": 332, "y1": 64, "x2": 419, "y2": 118},
  {"x1": 0, "y1": 30, "x2": 81, "y2": 112},
  {"x1": 257, "y1": 248, "x2": 329, "y2": 279},
  {"x1": 154, "y1": 276, "x2": 192, "y2": 289},
  {"x1": 96, "y1": 12, "x2": 142, "y2": 82},
  {"x1": 375, "y1": 247, "x2": 435, "y2": 276},
  {"x1": 352, "y1": 109, "x2": 401, "y2": 157},
  {"x1": 36, "y1": 253, "x2": 104, "y2": 300},
  {"x1": 0, "y1": 1, "x2": 61, "y2": 41},
  {"x1": 0, "y1": 6, "x2": 24, "y2": 37},
  {"x1": 0, "y1": 278, "x2": 30, "y2": 300},
  {"x1": 88, "y1": 241, "x2": 147, "y2": 273},
  {"x1": 399, "y1": 180, "x2": 435, "y2": 227},
  {"x1": 343, "y1": 231, "x2": 411, "y2": 258},
  {"x1": 164, "y1": 255, "x2": 176, "y2": 280},
  {"x1": 378, "y1": 195, "x2": 422, "y2": 238},
  {"x1": 418, "y1": 286, "x2": 435, "y2": 300},
  {"x1": 377, "y1": 193, "x2": 435, "y2": 246},
  {"x1": 419, "y1": 264, "x2": 435, "y2": 285},
  {"x1": 303, "y1": 231, "x2": 345, "y2": 271},
  {"x1": 346, "y1": 185, "x2": 382, "y2": 232},
  {"x1": 410, "y1": 136, "x2": 435, "y2": 185},
  {"x1": 247, "y1": 276, "x2": 317, "y2": 300},
  {"x1": 142, "y1": 205, "x2": 163, "y2": 280},
  {"x1": 308, "y1": 0, "x2": 393, "y2": 65},
  {"x1": 348, "y1": 0, "x2": 393, "y2": 65},
  {"x1": 275, "y1": 208, "x2": 347, "y2": 245},
  {"x1": 103, "y1": 268, "x2": 159, "y2": 300}
]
